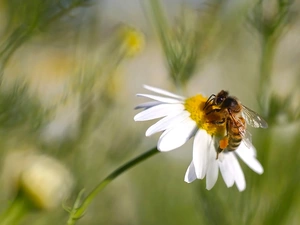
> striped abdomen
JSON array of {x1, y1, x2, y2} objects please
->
[{"x1": 226, "y1": 117, "x2": 245, "y2": 151}]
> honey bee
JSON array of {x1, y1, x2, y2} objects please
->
[{"x1": 203, "y1": 90, "x2": 268, "y2": 158}]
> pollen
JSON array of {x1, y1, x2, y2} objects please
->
[
  {"x1": 219, "y1": 136, "x2": 229, "y2": 149},
  {"x1": 184, "y1": 94, "x2": 226, "y2": 137}
]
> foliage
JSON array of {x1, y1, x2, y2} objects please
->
[{"x1": 0, "y1": 0, "x2": 299, "y2": 224}]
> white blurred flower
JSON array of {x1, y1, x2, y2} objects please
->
[
  {"x1": 1, "y1": 150, "x2": 74, "y2": 210},
  {"x1": 134, "y1": 85, "x2": 263, "y2": 191}
]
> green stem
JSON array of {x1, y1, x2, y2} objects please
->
[
  {"x1": 257, "y1": 0, "x2": 290, "y2": 117},
  {"x1": 148, "y1": 0, "x2": 182, "y2": 86},
  {"x1": 0, "y1": 194, "x2": 30, "y2": 225},
  {"x1": 67, "y1": 147, "x2": 159, "y2": 225},
  {"x1": 148, "y1": 0, "x2": 170, "y2": 56},
  {"x1": 0, "y1": 0, "x2": 88, "y2": 79},
  {"x1": 258, "y1": 35, "x2": 277, "y2": 116}
]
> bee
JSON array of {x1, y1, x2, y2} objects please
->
[{"x1": 203, "y1": 90, "x2": 268, "y2": 158}]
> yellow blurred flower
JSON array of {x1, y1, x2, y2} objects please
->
[{"x1": 118, "y1": 25, "x2": 145, "y2": 58}]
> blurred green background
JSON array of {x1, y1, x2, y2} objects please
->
[{"x1": 0, "y1": 0, "x2": 300, "y2": 224}]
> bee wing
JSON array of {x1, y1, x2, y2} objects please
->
[
  {"x1": 241, "y1": 105, "x2": 268, "y2": 128},
  {"x1": 239, "y1": 128, "x2": 253, "y2": 149},
  {"x1": 230, "y1": 115, "x2": 253, "y2": 149}
]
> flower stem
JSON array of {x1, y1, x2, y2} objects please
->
[
  {"x1": 258, "y1": 35, "x2": 277, "y2": 116},
  {"x1": 0, "y1": 193, "x2": 31, "y2": 225},
  {"x1": 148, "y1": 0, "x2": 170, "y2": 57},
  {"x1": 66, "y1": 147, "x2": 159, "y2": 225}
]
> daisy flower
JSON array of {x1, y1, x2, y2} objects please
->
[{"x1": 134, "y1": 85, "x2": 264, "y2": 191}]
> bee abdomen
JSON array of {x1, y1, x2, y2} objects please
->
[
  {"x1": 227, "y1": 140, "x2": 241, "y2": 151},
  {"x1": 227, "y1": 132, "x2": 242, "y2": 151}
]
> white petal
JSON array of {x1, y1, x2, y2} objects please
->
[
  {"x1": 230, "y1": 153, "x2": 246, "y2": 191},
  {"x1": 241, "y1": 140, "x2": 257, "y2": 157},
  {"x1": 235, "y1": 144, "x2": 264, "y2": 174},
  {"x1": 143, "y1": 85, "x2": 185, "y2": 100},
  {"x1": 135, "y1": 101, "x2": 161, "y2": 109},
  {"x1": 192, "y1": 129, "x2": 211, "y2": 179},
  {"x1": 206, "y1": 144, "x2": 219, "y2": 190},
  {"x1": 184, "y1": 161, "x2": 197, "y2": 183},
  {"x1": 157, "y1": 117, "x2": 197, "y2": 151},
  {"x1": 218, "y1": 153, "x2": 235, "y2": 188},
  {"x1": 134, "y1": 104, "x2": 184, "y2": 121},
  {"x1": 146, "y1": 111, "x2": 189, "y2": 136},
  {"x1": 137, "y1": 94, "x2": 183, "y2": 104}
]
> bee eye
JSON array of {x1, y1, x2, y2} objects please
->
[{"x1": 216, "y1": 97, "x2": 224, "y2": 104}]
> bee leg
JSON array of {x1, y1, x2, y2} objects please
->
[
  {"x1": 211, "y1": 118, "x2": 225, "y2": 125},
  {"x1": 205, "y1": 108, "x2": 221, "y2": 115},
  {"x1": 204, "y1": 104, "x2": 221, "y2": 115},
  {"x1": 216, "y1": 147, "x2": 222, "y2": 159}
]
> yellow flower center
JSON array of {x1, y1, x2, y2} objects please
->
[{"x1": 184, "y1": 94, "x2": 226, "y2": 136}]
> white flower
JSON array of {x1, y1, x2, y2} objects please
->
[
  {"x1": 1, "y1": 150, "x2": 74, "y2": 210},
  {"x1": 20, "y1": 155, "x2": 74, "y2": 210},
  {"x1": 134, "y1": 85, "x2": 264, "y2": 191}
]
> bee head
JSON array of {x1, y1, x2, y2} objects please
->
[{"x1": 215, "y1": 90, "x2": 229, "y2": 105}]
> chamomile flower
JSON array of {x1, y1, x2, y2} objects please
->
[
  {"x1": 117, "y1": 25, "x2": 145, "y2": 58},
  {"x1": 2, "y1": 150, "x2": 73, "y2": 210},
  {"x1": 134, "y1": 85, "x2": 264, "y2": 191}
]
